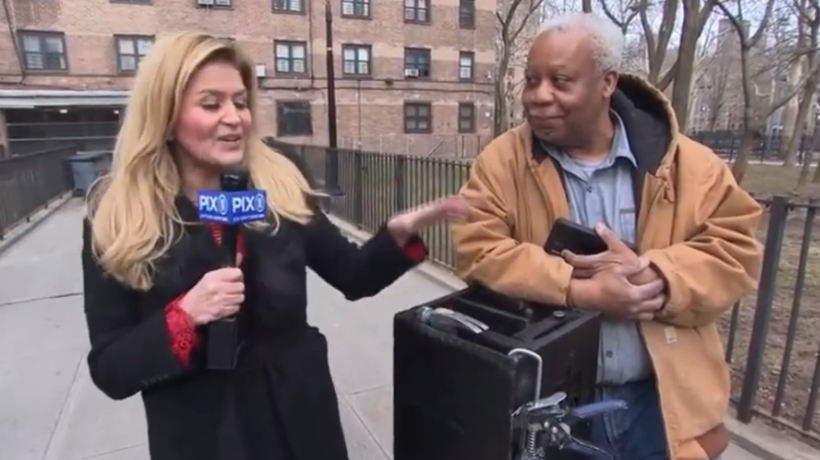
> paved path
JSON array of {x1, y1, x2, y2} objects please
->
[{"x1": 0, "y1": 200, "x2": 761, "y2": 460}]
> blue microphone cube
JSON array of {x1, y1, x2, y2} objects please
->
[{"x1": 197, "y1": 190, "x2": 268, "y2": 224}]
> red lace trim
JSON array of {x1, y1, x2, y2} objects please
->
[
  {"x1": 164, "y1": 225, "x2": 247, "y2": 367},
  {"x1": 165, "y1": 296, "x2": 200, "y2": 368}
]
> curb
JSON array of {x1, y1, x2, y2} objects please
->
[
  {"x1": 325, "y1": 212, "x2": 820, "y2": 460},
  {"x1": 725, "y1": 411, "x2": 817, "y2": 460},
  {"x1": 0, "y1": 193, "x2": 74, "y2": 258}
]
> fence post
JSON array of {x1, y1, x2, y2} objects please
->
[
  {"x1": 324, "y1": 147, "x2": 341, "y2": 196},
  {"x1": 736, "y1": 195, "x2": 789, "y2": 423},
  {"x1": 353, "y1": 151, "x2": 363, "y2": 225},
  {"x1": 394, "y1": 155, "x2": 406, "y2": 212}
]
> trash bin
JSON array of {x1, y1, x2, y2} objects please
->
[
  {"x1": 393, "y1": 286, "x2": 601, "y2": 460},
  {"x1": 66, "y1": 151, "x2": 113, "y2": 196}
]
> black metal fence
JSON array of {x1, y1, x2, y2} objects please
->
[
  {"x1": 269, "y1": 139, "x2": 820, "y2": 444},
  {"x1": 723, "y1": 196, "x2": 820, "y2": 444},
  {"x1": 0, "y1": 145, "x2": 76, "y2": 238},
  {"x1": 691, "y1": 130, "x2": 819, "y2": 164},
  {"x1": 7, "y1": 122, "x2": 119, "y2": 156}
]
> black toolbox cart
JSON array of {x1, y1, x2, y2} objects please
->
[{"x1": 393, "y1": 286, "x2": 602, "y2": 460}]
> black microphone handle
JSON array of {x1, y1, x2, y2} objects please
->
[
  {"x1": 208, "y1": 168, "x2": 249, "y2": 371},
  {"x1": 221, "y1": 224, "x2": 240, "y2": 267},
  {"x1": 207, "y1": 224, "x2": 242, "y2": 371}
]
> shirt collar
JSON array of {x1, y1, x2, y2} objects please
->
[{"x1": 610, "y1": 111, "x2": 637, "y2": 167}]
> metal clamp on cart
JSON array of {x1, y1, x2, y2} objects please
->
[{"x1": 393, "y1": 285, "x2": 625, "y2": 460}]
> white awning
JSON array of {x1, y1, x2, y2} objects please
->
[{"x1": 0, "y1": 89, "x2": 129, "y2": 109}]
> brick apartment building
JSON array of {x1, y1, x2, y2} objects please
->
[{"x1": 0, "y1": 0, "x2": 496, "y2": 157}]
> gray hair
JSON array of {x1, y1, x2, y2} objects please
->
[{"x1": 537, "y1": 13, "x2": 624, "y2": 73}]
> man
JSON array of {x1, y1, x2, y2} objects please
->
[{"x1": 452, "y1": 12, "x2": 763, "y2": 460}]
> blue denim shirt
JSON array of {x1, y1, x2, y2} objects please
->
[{"x1": 541, "y1": 112, "x2": 653, "y2": 385}]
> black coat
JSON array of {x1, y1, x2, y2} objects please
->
[{"x1": 81, "y1": 168, "x2": 422, "y2": 460}]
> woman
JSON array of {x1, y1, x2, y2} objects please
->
[{"x1": 82, "y1": 32, "x2": 466, "y2": 460}]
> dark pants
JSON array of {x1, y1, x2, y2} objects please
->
[
  {"x1": 589, "y1": 379, "x2": 670, "y2": 460},
  {"x1": 588, "y1": 379, "x2": 725, "y2": 460}
]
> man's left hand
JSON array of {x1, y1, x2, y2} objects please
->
[{"x1": 563, "y1": 223, "x2": 666, "y2": 313}]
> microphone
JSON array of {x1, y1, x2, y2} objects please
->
[{"x1": 196, "y1": 169, "x2": 267, "y2": 370}]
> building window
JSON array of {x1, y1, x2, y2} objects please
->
[
  {"x1": 459, "y1": 51, "x2": 474, "y2": 81},
  {"x1": 115, "y1": 35, "x2": 154, "y2": 73},
  {"x1": 459, "y1": 0, "x2": 475, "y2": 29},
  {"x1": 196, "y1": 0, "x2": 233, "y2": 7},
  {"x1": 404, "y1": 102, "x2": 432, "y2": 133},
  {"x1": 458, "y1": 102, "x2": 476, "y2": 133},
  {"x1": 342, "y1": 0, "x2": 369, "y2": 17},
  {"x1": 273, "y1": 0, "x2": 304, "y2": 13},
  {"x1": 277, "y1": 101, "x2": 312, "y2": 136},
  {"x1": 19, "y1": 32, "x2": 67, "y2": 71},
  {"x1": 404, "y1": 47, "x2": 431, "y2": 78},
  {"x1": 404, "y1": 0, "x2": 429, "y2": 23},
  {"x1": 275, "y1": 40, "x2": 307, "y2": 74},
  {"x1": 342, "y1": 44, "x2": 371, "y2": 76}
]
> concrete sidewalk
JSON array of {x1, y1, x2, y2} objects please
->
[{"x1": 0, "y1": 200, "x2": 762, "y2": 460}]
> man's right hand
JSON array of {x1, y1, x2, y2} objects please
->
[
  {"x1": 179, "y1": 267, "x2": 245, "y2": 325},
  {"x1": 568, "y1": 257, "x2": 666, "y2": 320}
]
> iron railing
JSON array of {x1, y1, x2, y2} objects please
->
[
  {"x1": 268, "y1": 139, "x2": 820, "y2": 444},
  {"x1": 8, "y1": 136, "x2": 117, "y2": 156},
  {"x1": 691, "y1": 130, "x2": 819, "y2": 165},
  {"x1": 723, "y1": 196, "x2": 820, "y2": 444},
  {"x1": 0, "y1": 145, "x2": 76, "y2": 238}
]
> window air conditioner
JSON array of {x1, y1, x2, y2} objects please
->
[
  {"x1": 405, "y1": 68, "x2": 420, "y2": 78},
  {"x1": 197, "y1": 0, "x2": 215, "y2": 5}
]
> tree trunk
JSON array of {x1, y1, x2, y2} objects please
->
[
  {"x1": 796, "y1": 123, "x2": 820, "y2": 190},
  {"x1": 812, "y1": 151, "x2": 820, "y2": 183},
  {"x1": 783, "y1": 75, "x2": 818, "y2": 169},
  {"x1": 493, "y1": 48, "x2": 512, "y2": 138},
  {"x1": 643, "y1": 0, "x2": 679, "y2": 86},
  {"x1": 731, "y1": 129, "x2": 759, "y2": 183},
  {"x1": 669, "y1": 0, "x2": 704, "y2": 132},
  {"x1": 780, "y1": 65, "x2": 806, "y2": 166}
]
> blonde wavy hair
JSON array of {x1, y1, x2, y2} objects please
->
[{"x1": 88, "y1": 32, "x2": 316, "y2": 291}]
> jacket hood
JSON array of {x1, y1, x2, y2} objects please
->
[{"x1": 609, "y1": 74, "x2": 680, "y2": 175}]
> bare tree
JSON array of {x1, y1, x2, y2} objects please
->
[
  {"x1": 782, "y1": 0, "x2": 820, "y2": 174},
  {"x1": 636, "y1": 0, "x2": 679, "y2": 87},
  {"x1": 686, "y1": 22, "x2": 731, "y2": 130},
  {"x1": 776, "y1": 6, "x2": 805, "y2": 163},
  {"x1": 597, "y1": 0, "x2": 641, "y2": 34},
  {"x1": 671, "y1": 0, "x2": 715, "y2": 131},
  {"x1": 715, "y1": 0, "x2": 817, "y2": 182},
  {"x1": 494, "y1": 0, "x2": 546, "y2": 137},
  {"x1": 812, "y1": 122, "x2": 820, "y2": 183},
  {"x1": 600, "y1": 0, "x2": 713, "y2": 131},
  {"x1": 797, "y1": 92, "x2": 820, "y2": 190},
  {"x1": 705, "y1": 55, "x2": 732, "y2": 130}
]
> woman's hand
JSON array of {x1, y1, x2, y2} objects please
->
[
  {"x1": 386, "y1": 195, "x2": 469, "y2": 246},
  {"x1": 178, "y1": 267, "x2": 245, "y2": 325}
]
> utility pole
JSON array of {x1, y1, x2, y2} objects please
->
[{"x1": 324, "y1": 0, "x2": 341, "y2": 195}]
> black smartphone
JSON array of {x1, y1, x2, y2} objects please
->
[{"x1": 544, "y1": 218, "x2": 608, "y2": 256}]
